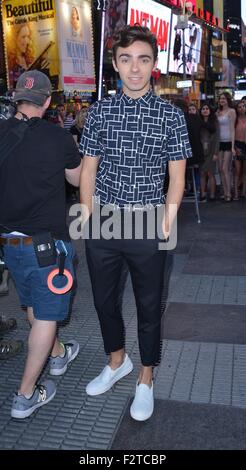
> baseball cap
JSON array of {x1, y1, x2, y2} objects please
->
[{"x1": 14, "y1": 70, "x2": 52, "y2": 106}]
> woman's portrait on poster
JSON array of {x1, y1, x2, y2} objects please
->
[
  {"x1": 8, "y1": 23, "x2": 34, "y2": 88},
  {"x1": 71, "y1": 6, "x2": 82, "y2": 39}
]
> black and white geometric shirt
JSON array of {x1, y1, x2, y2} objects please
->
[{"x1": 80, "y1": 90, "x2": 192, "y2": 207}]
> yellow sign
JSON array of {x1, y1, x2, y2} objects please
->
[{"x1": 2, "y1": 0, "x2": 60, "y2": 89}]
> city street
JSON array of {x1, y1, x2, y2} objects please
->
[{"x1": 1, "y1": 197, "x2": 246, "y2": 451}]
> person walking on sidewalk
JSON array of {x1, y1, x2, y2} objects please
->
[
  {"x1": 80, "y1": 25, "x2": 192, "y2": 421},
  {"x1": 0, "y1": 70, "x2": 82, "y2": 419}
]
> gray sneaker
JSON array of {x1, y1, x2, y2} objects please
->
[
  {"x1": 11, "y1": 380, "x2": 56, "y2": 419},
  {"x1": 49, "y1": 340, "x2": 80, "y2": 376}
]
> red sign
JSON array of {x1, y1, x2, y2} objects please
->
[
  {"x1": 127, "y1": 0, "x2": 171, "y2": 73},
  {"x1": 129, "y1": 9, "x2": 169, "y2": 50}
]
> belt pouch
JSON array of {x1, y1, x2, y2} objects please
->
[{"x1": 32, "y1": 232, "x2": 56, "y2": 267}]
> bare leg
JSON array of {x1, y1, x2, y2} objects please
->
[
  {"x1": 208, "y1": 172, "x2": 216, "y2": 198},
  {"x1": 234, "y1": 160, "x2": 241, "y2": 198},
  {"x1": 19, "y1": 318, "x2": 57, "y2": 396},
  {"x1": 109, "y1": 348, "x2": 125, "y2": 369},
  {"x1": 138, "y1": 366, "x2": 153, "y2": 386},
  {"x1": 27, "y1": 307, "x2": 63, "y2": 357},
  {"x1": 222, "y1": 151, "x2": 232, "y2": 198},
  {"x1": 200, "y1": 171, "x2": 207, "y2": 198},
  {"x1": 218, "y1": 152, "x2": 226, "y2": 197}
]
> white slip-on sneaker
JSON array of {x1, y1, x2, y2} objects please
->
[
  {"x1": 86, "y1": 354, "x2": 133, "y2": 396},
  {"x1": 130, "y1": 381, "x2": 154, "y2": 421}
]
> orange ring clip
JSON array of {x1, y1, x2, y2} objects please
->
[{"x1": 47, "y1": 268, "x2": 73, "y2": 294}]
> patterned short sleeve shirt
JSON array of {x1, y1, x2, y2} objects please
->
[{"x1": 80, "y1": 90, "x2": 192, "y2": 206}]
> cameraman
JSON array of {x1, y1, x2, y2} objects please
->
[{"x1": 0, "y1": 70, "x2": 82, "y2": 419}]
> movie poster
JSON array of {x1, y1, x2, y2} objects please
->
[
  {"x1": 196, "y1": 26, "x2": 208, "y2": 80},
  {"x1": 55, "y1": 0, "x2": 95, "y2": 92},
  {"x1": 211, "y1": 31, "x2": 223, "y2": 75},
  {"x1": 2, "y1": 0, "x2": 60, "y2": 89},
  {"x1": 127, "y1": 0, "x2": 171, "y2": 74},
  {"x1": 104, "y1": 0, "x2": 127, "y2": 64}
]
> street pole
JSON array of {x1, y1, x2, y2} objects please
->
[
  {"x1": 97, "y1": 0, "x2": 106, "y2": 101},
  {"x1": 177, "y1": 0, "x2": 193, "y2": 95},
  {"x1": 182, "y1": 27, "x2": 187, "y2": 81},
  {"x1": 178, "y1": 1, "x2": 201, "y2": 224}
]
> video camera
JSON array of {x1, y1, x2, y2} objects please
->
[{"x1": 0, "y1": 95, "x2": 16, "y2": 120}]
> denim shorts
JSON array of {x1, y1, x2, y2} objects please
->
[{"x1": 3, "y1": 240, "x2": 75, "y2": 321}]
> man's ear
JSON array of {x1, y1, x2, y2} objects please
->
[
  {"x1": 44, "y1": 96, "x2": 51, "y2": 110},
  {"x1": 112, "y1": 59, "x2": 119, "y2": 73}
]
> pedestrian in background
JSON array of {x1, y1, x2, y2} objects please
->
[
  {"x1": 199, "y1": 102, "x2": 220, "y2": 201},
  {"x1": 216, "y1": 92, "x2": 236, "y2": 202}
]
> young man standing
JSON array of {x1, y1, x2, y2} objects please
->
[{"x1": 80, "y1": 26, "x2": 191, "y2": 421}]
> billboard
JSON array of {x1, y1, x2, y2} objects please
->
[
  {"x1": 213, "y1": 0, "x2": 223, "y2": 29},
  {"x1": 211, "y1": 30, "x2": 223, "y2": 75},
  {"x1": 2, "y1": 0, "x2": 60, "y2": 90},
  {"x1": 196, "y1": 0, "x2": 203, "y2": 8},
  {"x1": 243, "y1": 2, "x2": 246, "y2": 25},
  {"x1": 104, "y1": 0, "x2": 127, "y2": 52},
  {"x1": 127, "y1": 0, "x2": 171, "y2": 74},
  {"x1": 55, "y1": 0, "x2": 95, "y2": 92},
  {"x1": 168, "y1": 15, "x2": 202, "y2": 75},
  {"x1": 196, "y1": 25, "x2": 208, "y2": 80}
]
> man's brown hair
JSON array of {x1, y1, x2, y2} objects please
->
[{"x1": 112, "y1": 25, "x2": 158, "y2": 62}]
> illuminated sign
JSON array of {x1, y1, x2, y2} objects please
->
[
  {"x1": 2, "y1": 0, "x2": 60, "y2": 89},
  {"x1": 55, "y1": 0, "x2": 95, "y2": 92},
  {"x1": 229, "y1": 24, "x2": 240, "y2": 30},
  {"x1": 127, "y1": 0, "x2": 171, "y2": 73},
  {"x1": 163, "y1": 0, "x2": 224, "y2": 30},
  {"x1": 176, "y1": 80, "x2": 192, "y2": 88},
  {"x1": 168, "y1": 15, "x2": 202, "y2": 75}
]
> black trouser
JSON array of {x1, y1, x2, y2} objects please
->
[{"x1": 85, "y1": 213, "x2": 167, "y2": 366}]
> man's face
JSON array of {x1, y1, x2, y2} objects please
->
[{"x1": 112, "y1": 40, "x2": 157, "y2": 99}]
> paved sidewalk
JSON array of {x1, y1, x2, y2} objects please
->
[{"x1": 0, "y1": 198, "x2": 246, "y2": 450}]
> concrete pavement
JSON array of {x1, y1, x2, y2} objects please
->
[{"x1": 0, "y1": 198, "x2": 246, "y2": 450}]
